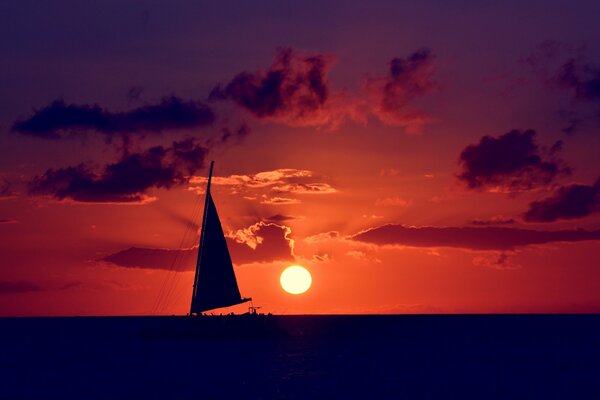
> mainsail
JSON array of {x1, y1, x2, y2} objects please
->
[{"x1": 190, "y1": 161, "x2": 251, "y2": 314}]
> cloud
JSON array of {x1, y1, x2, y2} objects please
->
[
  {"x1": 365, "y1": 48, "x2": 438, "y2": 131},
  {"x1": 271, "y1": 183, "x2": 337, "y2": 194},
  {"x1": 555, "y1": 56, "x2": 600, "y2": 102},
  {"x1": 127, "y1": 86, "x2": 144, "y2": 102},
  {"x1": 228, "y1": 222, "x2": 295, "y2": 264},
  {"x1": 523, "y1": 177, "x2": 600, "y2": 222},
  {"x1": 210, "y1": 47, "x2": 340, "y2": 128},
  {"x1": 346, "y1": 250, "x2": 381, "y2": 263},
  {"x1": 260, "y1": 196, "x2": 301, "y2": 205},
  {"x1": 304, "y1": 230, "x2": 340, "y2": 243},
  {"x1": 59, "y1": 279, "x2": 133, "y2": 291},
  {"x1": 524, "y1": 41, "x2": 600, "y2": 134},
  {"x1": 28, "y1": 138, "x2": 208, "y2": 203},
  {"x1": 374, "y1": 196, "x2": 411, "y2": 207},
  {"x1": 470, "y1": 216, "x2": 516, "y2": 226},
  {"x1": 0, "y1": 179, "x2": 15, "y2": 198},
  {"x1": 0, "y1": 281, "x2": 42, "y2": 293},
  {"x1": 380, "y1": 168, "x2": 400, "y2": 177},
  {"x1": 12, "y1": 96, "x2": 215, "y2": 139},
  {"x1": 558, "y1": 110, "x2": 581, "y2": 135},
  {"x1": 472, "y1": 252, "x2": 520, "y2": 270},
  {"x1": 190, "y1": 168, "x2": 313, "y2": 188},
  {"x1": 103, "y1": 247, "x2": 195, "y2": 271},
  {"x1": 312, "y1": 253, "x2": 331, "y2": 263},
  {"x1": 362, "y1": 214, "x2": 384, "y2": 219},
  {"x1": 350, "y1": 224, "x2": 600, "y2": 250},
  {"x1": 0, "y1": 279, "x2": 131, "y2": 294},
  {"x1": 102, "y1": 221, "x2": 294, "y2": 269},
  {"x1": 188, "y1": 168, "x2": 337, "y2": 204},
  {"x1": 210, "y1": 47, "x2": 438, "y2": 131},
  {"x1": 216, "y1": 123, "x2": 250, "y2": 145},
  {"x1": 265, "y1": 214, "x2": 300, "y2": 222},
  {"x1": 457, "y1": 129, "x2": 568, "y2": 191}
]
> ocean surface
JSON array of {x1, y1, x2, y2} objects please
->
[{"x1": 0, "y1": 315, "x2": 598, "y2": 399}]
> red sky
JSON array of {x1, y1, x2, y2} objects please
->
[{"x1": 1, "y1": 1, "x2": 600, "y2": 315}]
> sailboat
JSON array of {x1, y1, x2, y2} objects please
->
[
  {"x1": 143, "y1": 163, "x2": 283, "y2": 338},
  {"x1": 189, "y1": 161, "x2": 255, "y2": 316}
]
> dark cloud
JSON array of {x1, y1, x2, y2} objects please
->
[
  {"x1": 127, "y1": 86, "x2": 144, "y2": 102},
  {"x1": 104, "y1": 247, "x2": 195, "y2": 271},
  {"x1": 209, "y1": 47, "x2": 439, "y2": 130},
  {"x1": 558, "y1": 110, "x2": 582, "y2": 135},
  {"x1": 12, "y1": 96, "x2": 215, "y2": 139},
  {"x1": 0, "y1": 279, "x2": 129, "y2": 294},
  {"x1": 470, "y1": 217, "x2": 516, "y2": 226},
  {"x1": 265, "y1": 214, "x2": 299, "y2": 222},
  {"x1": 0, "y1": 281, "x2": 42, "y2": 293},
  {"x1": 556, "y1": 57, "x2": 600, "y2": 102},
  {"x1": 458, "y1": 129, "x2": 568, "y2": 191},
  {"x1": 351, "y1": 224, "x2": 600, "y2": 250},
  {"x1": 472, "y1": 252, "x2": 519, "y2": 270},
  {"x1": 59, "y1": 279, "x2": 132, "y2": 291},
  {"x1": 366, "y1": 48, "x2": 438, "y2": 130},
  {"x1": 217, "y1": 123, "x2": 250, "y2": 145},
  {"x1": 523, "y1": 178, "x2": 600, "y2": 222},
  {"x1": 210, "y1": 48, "x2": 336, "y2": 127},
  {"x1": 28, "y1": 138, "x2": 208, "y2": 203},
  {"x1": 0, "y1": 179, "x2": 14, "y2": 197},
  {"x1": 103, "y1": 222, "x2": 294, "y2": 269},
  {"x1": 525, "y1": 42, "x2": 600, "y2": 134}
]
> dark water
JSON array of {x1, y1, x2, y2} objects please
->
[{"x1": 0, "y1": 315, "x2": 598, "y2": 399}]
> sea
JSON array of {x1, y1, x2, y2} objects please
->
[{"x1": 0, "y1": 315, "x2": 598, "y2": 399}]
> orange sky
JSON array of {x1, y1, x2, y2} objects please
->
[{"x1": 1, "y1": 1, "x2": 600, "y2": 316}]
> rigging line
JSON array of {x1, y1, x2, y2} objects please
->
[
  {"x1": 159, "y1": 195, "x2": 205, "y2": 312},
  {"x1": 160, "y1": 270, "x2": 187, "y2": 312},
  {"x1": 167, "y1": 278, "x2": 189, "y2": 311},
  {"x1": 152, "y1": 201, "x2": 200, "y2": 315},
  {"x1": 160, "y1": 229, "x2": 202, "y2": 311},
  {"x1": 151, "y1": 191, "x2": 203, "y2": 314},
  {"x1": 153, "y1": 197, "x2": 202, "y2": 314},
  {"x1": 160, "y1": 189, "x2": 204, "y2": 312}
]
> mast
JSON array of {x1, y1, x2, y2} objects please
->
[{"x1": 190, "y1": 160, "x2": 214, "y2": 315}]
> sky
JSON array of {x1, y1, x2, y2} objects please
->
[{"x1": 1, "y1": 1, "x2": 600, "y2": 316}]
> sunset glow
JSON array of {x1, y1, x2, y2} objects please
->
[{"x1": 1, "y1": 2, "x2": 600, "y2": 317}]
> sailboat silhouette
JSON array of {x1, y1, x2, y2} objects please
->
[{"x1": 189, "y1": 161, "x2": 253, "y2": 315}]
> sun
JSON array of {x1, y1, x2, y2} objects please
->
[{"x1": 280, "y1": 265, "x2": 312, "y2": 295}]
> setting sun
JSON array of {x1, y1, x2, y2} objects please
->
[{"x1": 280, "y1": 266, "x2": 312, "y2": 295}]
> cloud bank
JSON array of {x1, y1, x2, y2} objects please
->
[
  {"x1": 0, "y1": 281, "x2": 42, "y2": 293},
  {"x1": 458, "y1": 129, "x2": 568, "y2": 191},
  {"x1": 351, "y1": 224, "x2": 600, "y2": 250},
  {"x1": 29, "y1": 138, "x2": 208, "y2": 203},
  {"x1": 13, "y1": 97, "x2": 215, "y2": 139},
  {"x1": 524, "y1": 177, "x2": 600, "y2": 222},
  {"x1": 103, "y1": 221, "x2": 294, "y2": 270}
]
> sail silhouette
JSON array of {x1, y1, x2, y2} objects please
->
[{"x1": 190, "y1": 161, "x2": 251, "y2": 314}]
